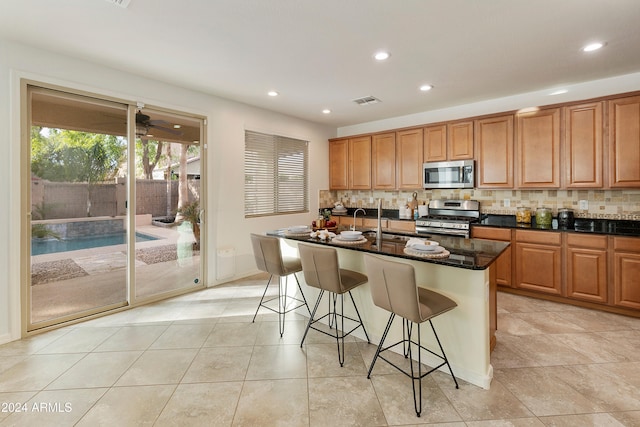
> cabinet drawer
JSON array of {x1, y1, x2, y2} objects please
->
[
  {"x1": 613, "y1": 236, "x2": 640, "y2": 252},
  {"x1": 472, "y1": 226, "x2": 511, "y2": 241},
  {"x1": 515, "y1": 229, "x2": 561, "y2": 245},
  {"x1": 363, "y1": 218, "x2": 387, "y2": 228},
  {"x1": 387, "y1": 220, "x2": 416, "y2": 232},
  {"x1": 566, "y1": 233, "x2": 607, "y2": 249}
]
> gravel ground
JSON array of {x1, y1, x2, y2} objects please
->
[
  {"x1": 31, "y1": 259, "x2": 88, "y2": 285},
  {"x1": 31, "y1": 245, "x2": 199, "y2": 285}
]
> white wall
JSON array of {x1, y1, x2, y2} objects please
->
[
  {"x1": 338, "y1": 72, "x2": 640, "y2": 137},
  {"x1": 0, "y1": 40, "x2": 334, "y2": 343}
]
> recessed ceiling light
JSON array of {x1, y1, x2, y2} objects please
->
[
  {"x1": 582, "y1": 42, "x2": 604, "y2": 52},
  {"x1": 322, "y1": 109, "x2": 331, "y2": 114},
  {"x1": 374, "y1": 51, "x2": 390, "y2": 61},
  {"x1": 420, "y1": 84, "x2": 433, "y2": 92},
  {"x1": 549, "y1": 89, "x2": 568, "y2": 96},
  {"x1": 268, "y1": 91, "x2": 279, "y2": 97},
  {"x1": 173, "y1": 124, "x2": 182, "y2": 129}
]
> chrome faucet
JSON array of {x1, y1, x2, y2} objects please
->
[{"x1": 352, "y1": 208, "x2": 366, "y2": 231}]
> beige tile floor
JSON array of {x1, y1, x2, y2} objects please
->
[{"x1": 1, "y1": 273, "x2": 640, "y2": 426}]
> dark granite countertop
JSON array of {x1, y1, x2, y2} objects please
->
[
  {"x1": 270, "y1": 225, "x2": 510, "y2": 271},
  {"x1": 324, "y1": 207, "x2": 416, "y2": 221},
  {"x1": 477, "y1": 214, "x2": 640, "y2": 237}
]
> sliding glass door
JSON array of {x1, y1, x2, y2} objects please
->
[
  {"x1": 134, "y1": 108, "x2": 203, "y2": 300},
  {"x1": 25, "y1": 85, "x2": 206, "y2": 331},
  {"x1": 27, "y1": 86, "x2": 130, "y2": 327}
]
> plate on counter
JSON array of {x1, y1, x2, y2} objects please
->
[
  {"x1": 410, "y1": 244, "x2": 445, "y2": 253},
  {"x1": 288, "y1": 225, "x2": 311, "y2": 233},
  {"x1": 332, "y1": 236, "x2": 368, "y2": 245}
]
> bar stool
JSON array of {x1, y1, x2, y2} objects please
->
[
  {"x1": 250, "y1": 233, "x2": 311, "y2": 337},
  {"x1": 297, "y1": 242, "x2": 370, "y2": 366},
  {"x1": 363, "y1": 254, "x2": 459, "y2": 417}
]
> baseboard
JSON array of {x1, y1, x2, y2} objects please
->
[{"x1": 0, "y1": 333, "x2": 15, "y2": 346}]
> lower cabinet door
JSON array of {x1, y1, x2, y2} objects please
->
[
  {"x1": 515, "y1": 242, "x2": 562, "y2": 294},
  {"x1": 614, "y1": 251, "x2": 640, "y2": 309},
  {"x1": 495, "y1": 245, "x2": 512, "y2": 287},
  {"x1": 566, "y1": 247, "x2": 607, "y2": 303}
]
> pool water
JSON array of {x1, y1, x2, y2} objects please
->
[{"x1": 31, "y1": 232, "x2": 159, "y2": 256}]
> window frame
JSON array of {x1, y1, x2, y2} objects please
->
[{"x1": 244, "y1": 130, "x2": 309, "y2": 218}]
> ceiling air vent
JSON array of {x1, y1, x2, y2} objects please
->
[
  {"x1": 105, "y1": 0, "x2": 131, "y2": 8},
  {"x1": 352, "y1": 96, "x2": 381, "y2": 106}
]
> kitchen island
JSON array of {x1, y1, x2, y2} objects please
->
[{"x1": 271, "y1": 228, "x2": 509, "y2": 389}]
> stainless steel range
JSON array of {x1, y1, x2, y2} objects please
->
[{"x1": 415, "y1": 199, "x2": 481, "y2": 238}]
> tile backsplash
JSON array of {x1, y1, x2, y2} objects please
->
[{"x1": 320, "y1": 189, "x2": 640, "y2": 220}]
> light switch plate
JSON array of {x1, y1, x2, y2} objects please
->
[
  {"x1": 504, "y1": 199, "x2": 511, "y2": 207},
  {"x1": 579, "y1": 200, "x2": 588, "y2": 210}
]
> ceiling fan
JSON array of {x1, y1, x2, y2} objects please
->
[{"x1": 136, "y1": 110, "x2": 183, "y2": 138}]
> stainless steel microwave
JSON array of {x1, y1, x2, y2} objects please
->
[{"x1": 423, "y1": 160, "x2": 475, "y2": 189}]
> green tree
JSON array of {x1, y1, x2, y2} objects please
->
[
  {"x1": 135, "y1": 138, "x2": 164, "y2": 179},
  {"x1": 31, "y1": 128, "x2": 126, "y2": 182},
  {"x1": 31, "y1": 127, "x2": 126, "y2": 216}
]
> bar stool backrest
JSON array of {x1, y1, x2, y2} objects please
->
[
  {"x1": 364, "y1": 254, "x2": 423, "y2": 324},
  {"x1": 298, "y1": 243, "x2": 343, "y2": 293},
  {"x1": 250, "y1": 233, "x2": 286, "y2": 276}
]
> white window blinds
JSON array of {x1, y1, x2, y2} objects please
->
[{"x1": 244, "y1": 130, "x2": 309, "y2": 217}]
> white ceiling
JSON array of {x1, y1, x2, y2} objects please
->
[{"x1": 1, "y1": 0, "x2": 640, "y2": 127}]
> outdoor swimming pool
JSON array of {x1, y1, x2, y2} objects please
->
[{"x1": 31, "y1": 232, "x2": 160, "y2": 256}]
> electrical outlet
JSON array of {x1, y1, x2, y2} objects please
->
[
  {"x1": 369, "y1": 197, "x2": 374, "y2": 203},
  {"x1": 351, "y1": 195, "x2": 356, "y2": 203},
  {"x1": 579, "y1": 200, "x2": 588, "y2": 210},
  {"x1": 504, "y1": 199, "x2": 511, "y2": 208}
]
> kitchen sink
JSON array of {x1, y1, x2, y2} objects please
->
[{"x1": 362, "y1": 230, "x2": 424, "y2": 243}]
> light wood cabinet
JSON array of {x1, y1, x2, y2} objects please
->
[
  {"x1": 448, "y1": 121, "x2": 474, "y2": 160},
  {"x1": 565, "y1": 234, "x2": 607, "y2": 303},
  {"x1": 608, "y1": 96, "x2": 640, "y2": 187},
  {"x1": 372, "y1": 133, "x2": 396, "y2": 189},
  {"x1": 329, "y1": 139, "x2": 349, "y2": 190},
  {"x1": 329, "y1": 136, "x2": 371, "y2": 190},
  {"x1": 423, "y1": 124, "x2": 447, "y2": 162},
  {"x1": 516, "y1": 108, "x2": 561, "y2": 188},
  {"x1": 612, "y1": 236, "x2": 640, "y2": 309},
  {"x1": 472, "y1": 226, "x2": 513, "y2": 287},
  {"x1": 475, "y1": 115, "x2": 514, "y2": 188},
  {"x1": 396, "y1": 128, "x2": 424, "y2": 189},
  {"x1": 331, "y1": 216, "x2": 387, "y2": 230},
  {"x1": 514, "y1": 230, "x2": 562, "y2": 295},
  {"x1": 387, "y1": 219, "x2": 416, "y2": 233},
  {"x1": 349, "y1": 136, "x2": 372, "y2": 189},
  {"x1": 564, "y1": 102, "x2": 603, "y2": 188}
]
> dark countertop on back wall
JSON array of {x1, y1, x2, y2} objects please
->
[
  {"x1": 477, "y1": 214, "x2": 640, "y2": 238},
  {"x1": 323, "y1": 208, "x2": 640, "y2": 238}
]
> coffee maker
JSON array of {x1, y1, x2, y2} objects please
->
[{"x1": 557, "y1": 208, "x2": 575, "y2": 228}]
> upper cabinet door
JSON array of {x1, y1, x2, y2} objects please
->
[
  {"x1": 329, "y1": 139, "x2": 349, "y2": 190},
  {"x1": 475, "y1": 114, "x2": 514, "y2": 188},
  {"x1": 516, "y1": 108, "x2": 561, "y2": 188},
  {"x1": 397, "y1": 128, "x2": 424, "y2": 189},
  {"x1": 609, "y1": 96, "x2": 640, "y2": 188},
  {"x1": 423, "y1": 124, "x2": 447, "y2": 162},
  {"x1": 564, "y1": 102, "x2": 603, "y2": 188},
  {"x1": 448, "y1": 121, "x2": 474, "y2": 160},
  {"x1": 349, "y1": 135, "x2": 372, "y2": 189},
  {"x1": 372, "y1": 132, "x2": 396, "y2": 189}
]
